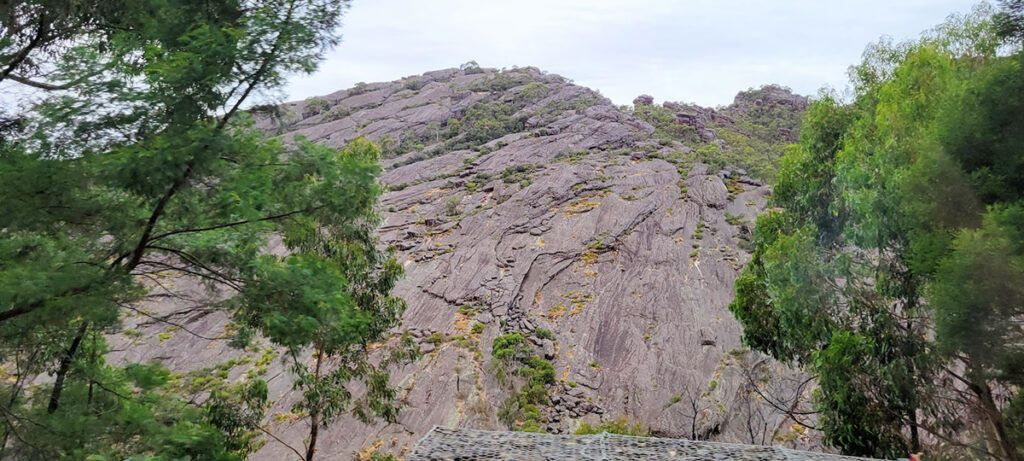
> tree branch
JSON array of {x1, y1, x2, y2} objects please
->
[
  {"x1": 256, "y1": 425, "x2": 305, "y2": 461},
  {"x1": 217, "y1": 0, "x2": 298, "y2": 129},
  {"x1": 148, "y1": 206, "x2": 319, "y2": 243},
  {"x1": 118, "y1": 303, "x2": 226, "y2": 341},
  {"x1": 0, "y1": 13, "x2": 50, "y2": 82}
]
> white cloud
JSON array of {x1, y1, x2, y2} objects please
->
[{"x1": 283, "y1": 0, "x2": 982, "y2": 106}]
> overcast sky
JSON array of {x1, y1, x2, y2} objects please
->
[{"x1": 283, "y1": 0, "x2": 983, "y2": 107}]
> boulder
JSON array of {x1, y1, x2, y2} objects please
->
[{"x1": 633, "y1": 94, "x2": 654, "y2": 106}]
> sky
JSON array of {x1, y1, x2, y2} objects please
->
[{"x1": 283, "y1": 0, "x2": 983, "y2": 107}]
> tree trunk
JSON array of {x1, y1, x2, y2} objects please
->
[
  {"x1": 305, "y1": 418, "x2": 319, "y2": 461},
  {"x1": 908, "y1": 405, "x2": 920, "y2": 453},
  {"x1": 48, "y1": 322, "x2": 88, "y2": 414},
  {"x1": 966, "y1": 370, "x2": 1019, "y2": 461},
  {"x1": 304, "y1": 349, "x2": 325, "y2": 461}
]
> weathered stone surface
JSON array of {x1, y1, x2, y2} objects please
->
[
  {"x1": 541, "y1": 339, "x2": 555, "y2": 360},
  {"x1": 633, "y1": 94, "x2": 654, "y2": 106},
  {"x1": 107, "y1": 66, "x2": 820, "y2": 460}
]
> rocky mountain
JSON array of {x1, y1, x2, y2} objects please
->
[{"x1": 110, "y1": 64, "x2": 816, "y2": 460}]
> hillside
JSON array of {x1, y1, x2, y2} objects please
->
[{"x1": 110, "y1": 65, "x2": 814, "y2": 460}]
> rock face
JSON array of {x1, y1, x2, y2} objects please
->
[
  {"x1": 111, "y1": 66, "x2": 819, "y2": 460},
  {"x1": 732, "y1": 84, "x2": 809, "y2": 112}
]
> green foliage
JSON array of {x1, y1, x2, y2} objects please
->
[
  {"x1": 490, "y1": 332, "x2": 557, "y2": 431},
  {"x1": 519, "y1": 82, "x2": 550, "y2": 101},
  {"x1": 303, "y1": 97, "x2": 332, "y2": 118},
  {"x1": 995, "y1": 0, "x2": 1024, "y2": 42},
  {"x1": 468, "y1": 70, "x2": 534, "y2": 93},
  {"x1": 0, "y1": 1, "x2": 415, "y2": 459},
  {"x1": 724, "y1": 213, "x2": 745, "y2": 226},
  {"x1": 4, "y1": 336, "x2": 267, "y2": 460},
  {"x1": 491, "y1": 333, "x2": 528, "y2": 364},
  {"x1": 632, "y1": 103, "x2": 700, "y2": 144},
  {"x1": 534, "y1": 328, "x2": 554, "y2": 340},
  {"x1": 444, "y1": 196, "x2": 462, "y2": 216},
  {"x1": 729, "y1": 5, "x2": 1024, "y2": 459},
  {"x1": 631, "y1": 87, "x2": 805, "y2": 181},
  {"x1": 325, "y1": 105, "x2": 352, "y2": 122},
  {"x1": 500, "y1": 164, "x2": 537, "y2": 185},
  {"x1": 460, "y1": 60, "x2": 484, "y2": 74},
  {"x1": 403, "y1": 78, "x2": 427, "y2": 91},
  {"x1": 575, "y1": 417, "x2": 648, "y2": 436},
  {"x1": 554, "y1": 149, "x2": 588, "y2": 163},
  {"x1": 519, "y1": 356, "x2": 556, "y2": 387},
  {"x1": 458, "y1": 100, "x2": 527, "y2": 147}
]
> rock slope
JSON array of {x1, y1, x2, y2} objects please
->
[{"x1": 112, "y1": 65, "x2": 817, "y2": 460}]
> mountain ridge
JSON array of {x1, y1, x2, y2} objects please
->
[{"x1": 112, "y1": 64, "x2": 818, "y2": 460}]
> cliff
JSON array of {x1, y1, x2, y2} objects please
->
[{"x1": 110, "y1": 65, "x2": 817, "y2": 460}]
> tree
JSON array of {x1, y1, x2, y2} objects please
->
[
  {"x1": 0, "y1": 0, "x2": 410, "y2": 459},
  {"x1": 730, "y1": 4, "x2": 1023, "y2": 459},
  {"x1": 235, "y1": 139, "x2": 414, "y2": 461},
  {"x1": 995, "y1": 0, "x2": 1024, "y2": 42}
]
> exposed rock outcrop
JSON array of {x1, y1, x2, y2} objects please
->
[{"x1": 110, "y1": 66, "x2": 818, "y2": 460}]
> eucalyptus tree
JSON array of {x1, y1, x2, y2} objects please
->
[{"x1": 730, "y1": 5, "x2": 1023, "y2": 459}]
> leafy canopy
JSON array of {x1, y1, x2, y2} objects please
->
[
  {"x1": 730, "y1": 4, "x2": 1024, "y2": 459},
  {"x1": 0, "y1": 0, "x2": 410, "y2": 459}
]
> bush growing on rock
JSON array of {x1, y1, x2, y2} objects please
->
[
  {"x1": 534, "y1": 328, "x2": 554, "y2": 340},
  {"x1": 403, "y1": 78, "x2": 427, "y2": 91},
  {"x1": 575, "y1": 417, "x2": 648, "y2": 436},
  {"x1": 460, "y1": 60, "x2": 483, "y2": 74},
  {"x1": 325, "y1": 104, "x2": 351, "y2": 121},
  {"x1": 519, "y1": 82, "x2": 549, "y2": 101},
  {"x1": 302, "y1": 96, "x2": 331, "y2": 117},
  {"x1": 444, "y1": 196, "x2": 461, "y2": 216}
]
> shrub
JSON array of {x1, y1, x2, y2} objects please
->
[
  {"x1": 403, "y1": 78, "x2": 427, "y2": 91},
  {"x1": 460, "y1": 60, "x2": 484, "y2": 74},
  {"x1": 575, "y1": 417, "x2": 647, "y2": 436},
  {"x1": 324, "y1": 104, "x2": 351, "y2": 121},
  {"x1": 349, "y1": 81, "x2": 371, "y2": 95},
  {"x1": 302, "y1": 97, "x2": 331, "y2": 118},
  {"x1": 725, "y1": 212, "x2": 745, "y2": 226},
  {"x1": 492, "y1": 333, "x2": 527, "y2": 363},
  {"x1": 519, "y1": 82, "x2": 549, "y2": 101},
  {"x1": 520, "y1": 356, "x2": 555, "y2": 386},
  {"x1": 534, "y1": 328, "x2": 554, "y2": 340},
  {"x1": 444, "y1": 196, "x2": 461, "y2": 216},
  {"x1": 500, "y1": 164, "x2": 535, "y2": 183}
]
